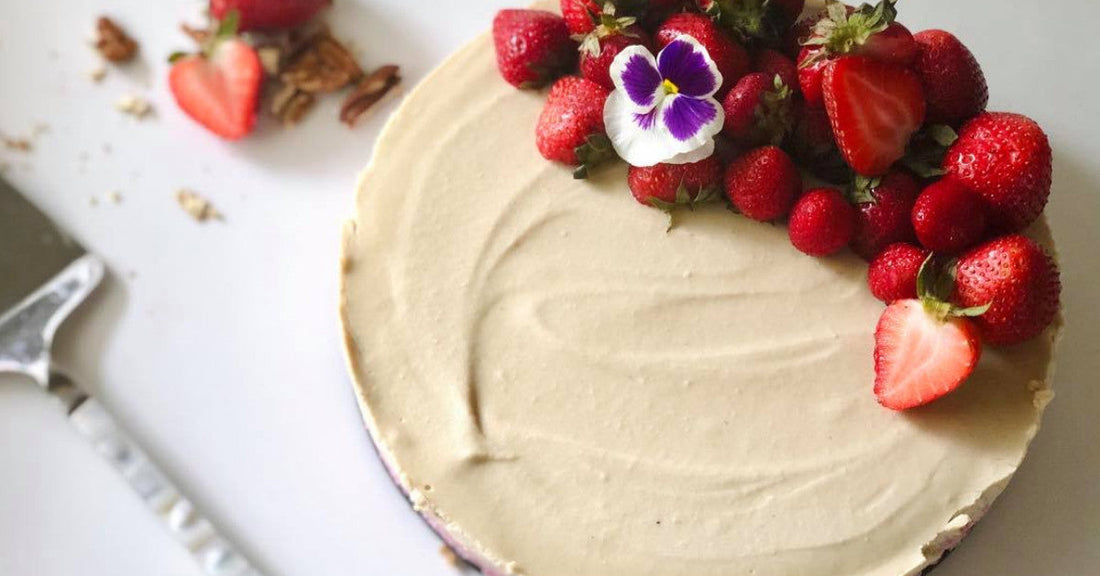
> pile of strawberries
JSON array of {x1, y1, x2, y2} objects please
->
[{"x1": 493, "y1": 0, "x2": 1061, "y2": 411}]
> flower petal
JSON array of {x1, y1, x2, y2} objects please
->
[
  {"x1": 662, "y1": 95, "x2": 721, "y2": 143},
  {"x1": 605, "y1": 90, "x2": 679, "y2": 167},
  {"x1": 610, "y1": 45, "x2": 663, "y2": 113},
  {"x1": 663, "y1": 139, "x2": 716, "y2": 165},
  {"x1": 657, "y1": 35, "x2": 722, "y2": 99}
]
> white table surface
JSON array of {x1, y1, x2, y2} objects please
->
[{"x1": 0, "y1": 1, "x2": 1097, "y2": 575}]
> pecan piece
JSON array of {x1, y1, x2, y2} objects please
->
[
  {"x1": 271, "y1": 83, "x2": 316, "y2": 125},
  {"x1": 95, "y1": 17, "x2": 138, "y2": 63},
  {"x1": 340, "y1": 65, "x2": 401, "y2": 126},
  {"x1": 281, "y1": 32, "x2": 363, "y2": 94}
]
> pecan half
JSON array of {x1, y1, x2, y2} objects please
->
[
  {"x1": 340, "y1": 65, "x2": 401, "y2": 126},
  {"x1": 95, "y1": 17, "x2": 138, "y2": 63},
  {"x1": 281, "y1": 32, "x2": 363, "y2": 94}
]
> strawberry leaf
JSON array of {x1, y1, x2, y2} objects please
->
[
  {"x1": 849, "y1": 175, "x2": 881, "y2": 204},
  {"x1": 573, "y1": 133, "x2": 618, "y2": 179},
  {"x1": 902, "y1": 124, "x2": 960, "y2": 179}
]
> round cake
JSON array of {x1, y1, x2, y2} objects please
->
[{"x1": 339, "y1": 27, "x2": 1060, "y2": 576}]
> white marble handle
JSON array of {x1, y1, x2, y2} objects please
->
[{"x1": 68, "y1": 398, "x2": 265, "y2": 576}]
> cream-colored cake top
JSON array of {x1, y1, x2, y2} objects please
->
[{"x1": 340, "y1": 30, "x2": 1059, "y2": 576}]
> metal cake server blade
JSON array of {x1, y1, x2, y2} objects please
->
[{"x1": 0, "y1": 177, "x2": 266, "y2": 576}]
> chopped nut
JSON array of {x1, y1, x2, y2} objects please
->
[
  {"x1": 257, "y1": 46, "x2": 283, "y2": 76},
  {"x1": 1, "y1": 135, "x2": 32, "y2": 152},
  {"x1": 271, "y1": 83, "x2": 316, "y2": 125},
  {"x1": 180, "y1": 23, "x2": 210, "y2": 45},
  {"x1": 116, "y1": 95, "x2": 153, "y2": 119},
  {"x1": 340, "y1": 65, "x2": 401, "y2": 126},
  {"x1": 176, "y1": 190, "x2": 223, "y2": 222},
  {"x1": 281, "y1": 32, "x2": 363, "y2": 94},
  {"x1": 439, "y1": 545, "x2": 465, "y2": 570},
  {"x1": 88, "y1": 64, "x2": 108, "y2": 83},
  {"x1": 95, "y1": 17, "x2": 138, "y2": 63}
]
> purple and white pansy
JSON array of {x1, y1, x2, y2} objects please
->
[{"x1": 603, "y1": 35, "x2": 725, "y2": 167}]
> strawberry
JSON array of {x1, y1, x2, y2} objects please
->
[
  {"x1": 873, "y1": 299, "x2": 982, "y2": 411},
  {"x1": 493, "y1": 10, "x2": 577, "y2": 89},
  {"x1": 169, "y1": 29, "x2": 262, "y2": 140},
  {"x1": 943, "y1": 112, "x2": 1052, "y2": 232},
  {"x1": 796, "y1": 46, "x2": 830, "y2": 108},
  {"x1": 849, "y1": 171, "x2": 920, "y2": 260},
  {"x1": 912, "y1": 178, "x2": 988, "y2": 254},
  {"x1": 913, "y1": 30, "x2": 987, "y2": 127},
  {"x1": 580, "y1": 25, "x2": 651, "y2": 90},
  {"x1": 822, "y1": 56, "x2": 925, "y2": 176},
  {"x1": 781, "y1": 9, "x2": 825, "y2": 59},
  {"x1": 788, "y1": 187, "x2": 856, "y2": 256},
  {"x1": 954, "y1": 235, "x2": 1061, "y2": 346},
  {"x1": 722, "y1": 72, "x2": 796, "y2": 147},
  {"x1": 867, "y1": 243, "x2": 929, "y2": 303},
  {"x1": 656, "y1": 13, "x2": 750, "y2": 97},
  {"x1": 209, "y1": 0, "x2": 330, "y2": 31},
  {"x1": 752, "y1": 49, "x2": 799, "y2": 95},
  {"x1": 561, "y1": 0, "x2": 603, "y2": 35},
  {"x1": 535, "y1": 76, "x2": 614, "y2": 178},
  {"x1": 802, "y1": 1, "x2": 918, "y2": 66},
  {"x1": 724, "y1": 146, "x2": 802, "y2": 222},
  {"x1": 787, "y1": 103, "x2": 851, "y2": 184},
  {"x1": 628, "y1": 157, "x2": 723, "y2": 217}
]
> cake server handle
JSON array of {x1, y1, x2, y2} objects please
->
[{"x1": 52, "y1": 374, "x2": 266, "y2": 576}]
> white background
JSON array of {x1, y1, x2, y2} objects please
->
[{"x1": 0, "y1": 1, "x2": 1097, "y2": 575}]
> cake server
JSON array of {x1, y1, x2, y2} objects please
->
[{"x1": 0, "y1": 176, "x2": 266, "y2": 576}]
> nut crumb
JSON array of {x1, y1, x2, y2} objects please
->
[
  {"x1": 107, "y1": 191, "x2": 122, "y2": 204},
  {"x1": 176, "y1": 189, "x2": 223, "y2": 222},
  {"x1": 439, "y1": 545, "x2": 464, "y2": 569},
  {"x1": 89, "y1": 64, "x2": 108, "y2": 83},
  {"x1": 95, "y1": 17, "x2": 138, "y2": 63},
  {"x1": 340, "y1": 65, "x2": 401, "y2": 126},
  {"x1": 116, "y1": 95, "x2": 153, "y2": 119}
]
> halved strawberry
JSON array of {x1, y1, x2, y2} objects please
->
[
  {"x1": 873, "y1": 255, "x2": 986, "y2": 410},
  {"x1": 873, "y1": 298, "x2": 982, "y2": 410},
  {"x1": 169, "y1": 25, "x2": 262, "y2": 140},
  {"x1": 822, "y1": 56, "x2": 925, "y2": 176}
]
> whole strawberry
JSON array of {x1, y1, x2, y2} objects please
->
[
  {"x1": 561, "y1": 0, "x2": 603, "y2": 35},
  {"x1": 954, "y1": 234, "x2": 1061, "y2": 346},
  {"x1": 210, "y1": 0, "x2": 330, "y2": 31},
  {"x1": 535, "y1": 77, "x2": 614, "y2": 178},
  {"x1": 849, "y1": 171, "x2": 920, "y2": 261},
  {"x1": 796, "y1": 46, "x2": 830, "y2": 108},
  {"x1": 656, "y1": 13, "x2": 750, "y2": 97},
  {"x1": 580, "y1": 25, "x2": 651, "y2": 90},
  {"x1": 787, "y1": 104, "x2": 851, "y2": 184},
  {"x1": 912, "y1": 178, "x2": 988, "y2": 254},
  {"x1": 169, "y1": 22, "x2": 262, "y2": 140},
  {"x1": 913, "y1": 30, "x2": 987, "y2": 127},
  {"x1": 628, "y1": 156, "x2": 723, "y2": 209},
  {"x1": 943, "y1": 112, "x2": 1052, "y2": 232},
  {"x1": 823, "y1": 56, "x2": 925, "y2": 176},
  {"x1": 722, "y1": 73, "x2": 796, "y2": 147},
  {"x1": 493, "y1": 10, "x2": 577, "y2": 89},
  {"x1": 788, "y1": 187, "x2": 856, "y2": 256},
  {"x1": 867, "y1": 243, "x2": 929, "y2": 303},
  {"x1": 725, "y1": 146, "x2": 802, "y2": 221},
  {"x1": 752, "y1": 49, "x2": 799, "y2": 95}
]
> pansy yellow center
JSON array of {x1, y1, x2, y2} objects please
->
[{"x1": 661, "y1": 78, "x2": 680, "y2": 95}]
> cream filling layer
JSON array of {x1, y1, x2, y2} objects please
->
[{"x1": 340, "y1": 31, "x2": 1059, "y2": 576}]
